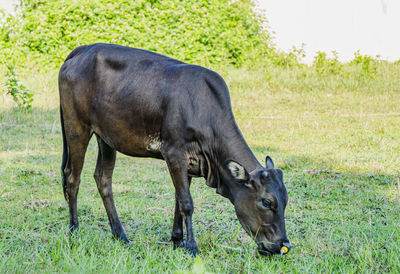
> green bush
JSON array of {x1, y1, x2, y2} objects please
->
[
  {"x1": 270, "y1": 45, "x2": 306, "y2": 68},
  {"x1": 351, "y1": 50, "x2": 378, "y2": 79},
  {"x1": 0, "y1": 0, "x2": 274, "y2": 69},
  {"x1": 3, "y1": 65, "x2": 33, "y2": 109},
  {"x1": 313, "y1": 51, "x2": 343, "y2": 76}
]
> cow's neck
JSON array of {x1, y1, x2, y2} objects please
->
[
  {"x1": 218, "y1": 131, "x2": 260, "y2": 171},
  {"x1": 207, "y1": 123, "x2": 262, "y2": 201}
]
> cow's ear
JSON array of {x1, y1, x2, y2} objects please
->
[
  {"x1": 227, "y1": 160, "x2": 249, "y2": 182},
  {"x1": 265, "y1": 156, "x2": 275, "y2": 169}
]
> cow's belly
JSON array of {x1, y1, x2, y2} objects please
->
[{"x1": 90, "y1": 106, "x2": 164, "y2": 159}]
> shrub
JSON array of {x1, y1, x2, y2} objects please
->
[
  {"x1": 313, "y1": 51, "x2": 343, "y2": 76},
  {"x1": 351, "y1": 50, "x2": 378, "y2": 79},
  {"x1": 3, "y1": 64, "x2": 33, "y2": 109},
  {"x1": 0, "y1": 0, "x2": 274, "y2": 69},
  {"x1": 271, "y1": 45, "x2": 306, "y2": 68}
]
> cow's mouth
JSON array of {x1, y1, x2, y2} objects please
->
[
  {"x1": 257, "y1": 242, "x2": 287, "y2": 256},
  {"x1": 257, "y1": 242, "x2": 276, "y2": 256}
]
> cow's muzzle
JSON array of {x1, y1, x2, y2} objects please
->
[{"x1": 257, "y1": 240, "x2": 291, "y2": 256}]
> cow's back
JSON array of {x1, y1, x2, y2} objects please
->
[{"x1": 59, "y1": 43, "x2": 236, "y2": 159}]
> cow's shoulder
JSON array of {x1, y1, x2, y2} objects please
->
[{"x1": 199, "y1": 67, "x2": 231, "y2": 109}]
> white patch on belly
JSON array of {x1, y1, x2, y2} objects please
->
[{"x1": 146, "y1": 133, "x2": 162, "y2": 152}]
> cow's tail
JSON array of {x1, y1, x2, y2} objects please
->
[{"x1": 60, "y1": 105, "x2": 69, "y2": 201}]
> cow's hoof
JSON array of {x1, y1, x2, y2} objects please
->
[
  {"x1": 184, "y1": 240, "x2": 199, "y2": 257},
  {"x1": 172, "y1": 239, "x2": 199, "y2": 256},
  {"x1": 120, "y1": 239, "x2": 130, "y2": 246},
  {"x1": 171, "y1": 236, "x2": 185, "y2": 249},
  {"x1": 188, "y1": 247, "x2": 199, "y2": 257},
  {"x1": 173, "y1": 240, "x2": 185, "y2": 249},
  {"x1": 69, "y1": 223, "x2": 79, "y2": 234},
  {"x1": 112, "y1": 233, "x2": 130, "y2": 246}
]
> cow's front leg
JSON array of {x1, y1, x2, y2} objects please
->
[
  {"x1": 171, "y1": 192, "x2": 184, "y2": 248},
  {"x1": 171, "y1": 177, "x2": 192, "y2": 249},
  {"x1": 163, "y1": 148, "x2": 198, "y2": 256}
]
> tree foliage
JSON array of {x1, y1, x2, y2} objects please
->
[{"x1": 0, "y1": 0, "x2": 274, "y2": 68}]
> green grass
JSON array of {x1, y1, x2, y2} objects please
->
[{"x1": 0, "y1": 62, "x2": 399, "y2": 272}]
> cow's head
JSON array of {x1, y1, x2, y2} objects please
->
[{"x1": 227, "y1": 156, "x2": 290, "y2": 255}]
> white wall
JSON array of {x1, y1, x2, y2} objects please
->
[{"x1": 256, "y1": 0, "x2": 400, "y2": 63}]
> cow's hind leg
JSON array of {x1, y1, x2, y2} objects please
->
[
  {"x1": 171, "y1": 177, "x2": 191, "y2": 249},
  {"x1": 94, "y1": 135, "x2": 128, "y2": 243},
  {"x1": 62, "y1": 124, "x2": 91, "y2": 232}
]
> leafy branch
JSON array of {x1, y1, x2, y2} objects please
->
[{"x1": 4, "y1": 64, "x2": 33, "y2": 109}]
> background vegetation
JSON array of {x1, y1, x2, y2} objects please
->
[
  {"x1": 0, "y1": 0, "x2": 272, "y2": 68},
  {"x1": 0, "y1": 0, "x2": 399, "y2": 272}
]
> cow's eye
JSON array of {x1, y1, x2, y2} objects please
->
[{"x1": 262, "y1": 199, "x2": 271, "y2": 208}]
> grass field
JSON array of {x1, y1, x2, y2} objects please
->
[{"x1": 0, "y1": 62, "x2": 399, "y2": 272}]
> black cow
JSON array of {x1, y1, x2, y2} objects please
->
[{"x1": 59, "y1": 43, "x2": 290, "y2": 256}]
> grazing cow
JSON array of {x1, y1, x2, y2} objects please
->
[{"x1": 59, "y1": 43, "x2": 290, "y2": 256}]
